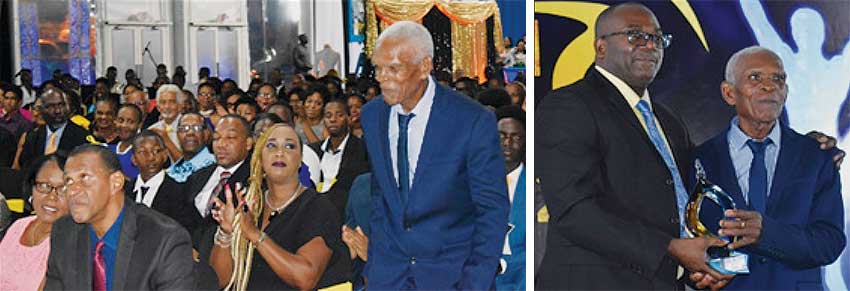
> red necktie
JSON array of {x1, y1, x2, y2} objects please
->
[{"x1": 93, "y1": 240, "x2": 106, "y2": 291}]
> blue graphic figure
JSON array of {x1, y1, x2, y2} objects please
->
[
  {"x1": 740, "y1": 0, "x2": 850, "y2": 137},
  {"x1": 740, "y1": 1, "x2": 850, "y2": 290}
]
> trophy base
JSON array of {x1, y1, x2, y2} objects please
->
[{"x1": 708, "y1": 250, "x2": 750, "y2": 275}]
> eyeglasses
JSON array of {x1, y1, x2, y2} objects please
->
[
  {"x1": 33, "y1": 181, "x2": 64, "y2": 196},
  {"x1": 177, "y1": 124, "x2": 205, "y2": 133},
  {"x1": 257, "y1": 93, "x2": 274, "y2": 98},
  {"x1": 598, "y1": 30, "x2": 672, "y2": 49}
]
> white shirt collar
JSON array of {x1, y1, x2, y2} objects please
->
[
  {"x1": 595, "y1": 65, "x2": 653, "y2": 109},
  {"x1": 136, "y1": 170, "x2": 166, "y2": 189},
  {"x1": 391, "y1": 76, "x2": 436, "y2": 116},
  {"x1": 321, "y1": 133, "x2": 350, "y2": 154},
  {"x1": 218, "y1": 159, "x2": 246, "y2": 174}
]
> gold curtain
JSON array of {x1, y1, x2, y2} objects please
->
[{"x1": 365, "y1": 0, "x2": 505, "y2": 82}]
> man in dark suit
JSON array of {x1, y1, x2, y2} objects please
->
[
  {"x1": 361, "y1": 21, "x2": 509, "y2": 290},
  {"x1": 184, "y1": 115, "x2": 252, "y2": 251},
  {"x1": 45, "y1": 144, "x2": 194, "y2": 290},
  {"x1": 535, "y1": 3, "x2": 733, "y2": 290},
  {"x1": 693, "y1": 47, "x2": 844, "y2": 290},
  {"x1": 307, "y1": 99, "x2": 370, "y2": 218},
  {"x1": 126, "y1": 130, "x2": 193, "y2": 230},
  {"x1": 19, "y1": 88, "x2": 89, "y2": 170}
]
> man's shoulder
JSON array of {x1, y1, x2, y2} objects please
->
[{"x1": 130, "y1": 202, "x2": 189, "y2": 236}]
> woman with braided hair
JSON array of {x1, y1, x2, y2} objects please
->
[{"x1": 209, "y1": 124, "x2": 350, "y2": 290}]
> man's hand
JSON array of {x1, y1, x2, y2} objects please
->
[
  {"x1": 719, "y1": 209, "x2": 763, "y2": 249},
  {"x1": 669, "y1": 237, "x2": 734, "y2": 284},
  {"x1": 690, "y1": 271, "x2": 731, "y2": 291},
  {"x1": 807, "y1": 131, "x2": 845, "y2": 169}
]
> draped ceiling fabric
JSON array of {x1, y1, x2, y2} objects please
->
[{"x1": 366, "y1": 0, "x2": 505, "y2": 82}]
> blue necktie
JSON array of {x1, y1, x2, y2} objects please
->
[
  {"x1": 636, "y1": 100, "x2": 689, "y2": 237},
  {"x1": 398, "y1": 113, "x2": 415, "y2": 204},
  {"x1": 746, "y1": 139, "x2": 771, "y2": 213}
]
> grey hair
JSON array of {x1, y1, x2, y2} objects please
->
[
  {"x1": 724, "y1": 46, "x2": 782, "y2": 84},
  {"x1": 375, "y1": 21, "x2": 434, "y2": 62},
  {"x1": 156, "y1": 84, "x2": 185, "y2": 103}
]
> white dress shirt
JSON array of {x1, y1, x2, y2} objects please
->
[
  {"x1": 390, "y1": 76, "x2": 436, "y2": 189},
  {"x1": 134, "y1": 170, "x2": 166, "y2": 207},
  {"x1": 149, "y1": 114, "x2": 182, "y2": 151},
  {"x1": 317, "y1": 133, "x2": 350, "y2": 193},
  {"x1": 194, "y1": 160, "x2": 244, "y2": 216}
]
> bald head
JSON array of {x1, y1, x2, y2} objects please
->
[
  {"x1": 595, "y1": 3, "x2": 656, "y2": 37},
  {"x1": 725, "y1": 46, "x2": 783, "y2": 85},
  {"x1": 593, "y1": 2, "x2": 663, "y2": 94}
]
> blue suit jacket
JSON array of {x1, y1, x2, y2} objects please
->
[
  {"x1": 496, "y1": 166, "x2": 526, "y2": 290},
  {"x1": 694, "y1": 124, "x2": 845, "y2": 290},
  {"x1": 360, "y1": 84, "x2": 509, "y2": 290}
]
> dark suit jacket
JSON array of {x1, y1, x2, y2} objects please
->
[
  {"x1": 44, "y1": 201, "x2": 195, "y2": 290},
  {"x1": 0, "y1": 126, "x2": 15, "y2": 167},
  {"x1": 695, "y1": 124, "x2": 845, "y2": 290},
  {"x1": 184, "y1": 158, "x2": 251, "y2": 258},
  {"x1": 19, "y1": 122, "x2": 89, "y2": 170},
  {"x1": 361, "y1": 84, "x2": 509, "y2": 290},
  {"x1": 308, "y1": 134, "x2": 370, "y2": 218},
  {"x1": 126, "y1": 174, "x2": 195, "y2": 231},
  {"x1": 535, "y1": 66, "x2": 693, "y2": 290}
]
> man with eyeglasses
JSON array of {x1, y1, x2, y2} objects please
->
[
  {"x1": 255, "y1": 83, "x2": 278, "y2": 112},
  {"x1": 45, "y1": 144, "x2": 195, "y2": 290},
  {"x1": 19, "y1": 89, "x2": 89, "y2": 170},
  {"x1": 536, "y1": 3, "x2": 723, "y2": 290},
  {"x1": 536, "y1": 3, "x2": 845, "y2": 290},
  {"x1": 167, "y1": 113, "x2": 215, "y2": 183}
]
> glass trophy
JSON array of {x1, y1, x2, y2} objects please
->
[{"x1": 685, "y1": 159, "x2": 750, "y2": 275}]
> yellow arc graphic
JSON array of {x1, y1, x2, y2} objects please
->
[{"x1": 535, "y1": 1, "x2": 709, "y2": 90}]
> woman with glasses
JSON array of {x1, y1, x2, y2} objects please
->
[
  {"x1": 0, "y1": 154, "x2": 69, "y2": 290},
  {"x1": 209, "y1": 124, "x2": 349, "y2": 290}
]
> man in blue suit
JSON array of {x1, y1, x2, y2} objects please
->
[
  {"x1": 693, "y1": 46, "x2": 845, "y2": 290},
  {"x1": 360, "y1": 21, "x2": 510, "y2": 290}
]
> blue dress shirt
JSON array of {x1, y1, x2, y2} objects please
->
[
  {"x1": 727, "y1": 116, "x2": 781, "y2": 200},
  {"x1": 89, "y1": 205, "x2": 126, "y2": 291}
]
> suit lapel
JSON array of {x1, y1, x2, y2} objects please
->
[
  {"x1": 112, "y1": 203, "x2": 137, "y2": 290},
  {"x1": 410, "y1": 86, "x2": 449, "y2": 195},
  {"x1": 711, "y1": 131, "x2": 749, "y2": 208},
  {"x1": 587, "y1": 68, "x2": 654, "y2": 149},
  {"x1": 375, "y1": 101, "x2": 404, "y2": 219},
  {"x1": 75, "y1": 224, "x2": 93, "y2": 289},
  {"x1": 766, "y1": 126, "x2": 799, "y2": 214}
]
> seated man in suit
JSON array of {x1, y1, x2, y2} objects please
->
[
  {"x1": 45, "y1": 144, "x2": 194, "y2": 290},
  {"x1": 185, "y1": 115, "x2": 252, "y2": 251},
  {"x1": 306, "y1": 98, "x2": 370, "y2": 218},
  {"x1": 692, "y1": 46, "x2": 845, "y2": 290},
  {"x1": 495, "y1": 105, "x2": 525, "y2": 291},
  {"x1": 128, "y1": 130, "x2": 192, "y2": 230},
  {"x1": 167, "y1": 112, "x2": 215, "y2": 183},
  {"x1": 19, "y1": 88, "x2": 89, "y2": 170}
]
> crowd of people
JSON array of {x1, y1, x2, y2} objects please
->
[{"x1": 0, "y1": 21, "x2": 525, "y2": 290}]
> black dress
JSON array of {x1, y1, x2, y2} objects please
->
[{"x1": 246, "y1": 188, "x2": 351, "y2": 290}]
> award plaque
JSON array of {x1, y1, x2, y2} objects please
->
[{"x1": 685, "y1": 160, "x2": 750, "y2": 275}]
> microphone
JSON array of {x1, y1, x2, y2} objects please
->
[{"x1": 143, "y1": 41, "x2": 152, "y2": 52}]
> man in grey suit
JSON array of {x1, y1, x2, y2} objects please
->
[{"x1": 45, "y1": 144, "x2": 194, "y2": 290}]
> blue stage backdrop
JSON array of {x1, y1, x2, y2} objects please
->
[{"x1": 535, "y1": 0, "x2": 850, "y2": 289}]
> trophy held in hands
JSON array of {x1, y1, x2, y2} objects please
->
[{"x1": 686, "y1": 159, "x2": 750, "y2": 275}]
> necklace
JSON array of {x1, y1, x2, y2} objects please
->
[{"x1": 265, "y1": 184, "x2": 303, "y2": 218}]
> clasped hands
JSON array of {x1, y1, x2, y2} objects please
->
[{"x1": 670, "y1": 209, "x2": 762, "y2": 290}]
